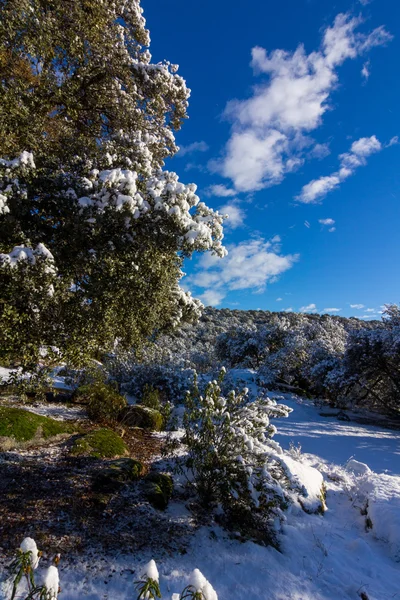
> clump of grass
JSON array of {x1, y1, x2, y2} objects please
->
[
  {"x1": 70, "y1": 428, "x2": 128, "y2": 458},
  {"x1": 0, "y1": 407, "x2": 75, "y2": 443}
]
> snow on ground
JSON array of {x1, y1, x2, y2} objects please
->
[
  {"x1": 0, "y1": 365, "x2": 74, "y2": 391},
  {"x1": 1, "y1": 370, "x2": 400, "y2": 600},
  {"x1": 272, "y1": 393, "x2": 400, "y2": 475},
  {"x1": 10, "y1": 402, "x2": 87, "y2": 421}
]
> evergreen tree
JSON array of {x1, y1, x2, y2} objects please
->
[{"x1": 0, "y1": 0, "x2": 226, "y2": 368}]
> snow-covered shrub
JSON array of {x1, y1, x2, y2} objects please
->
[
  {"x1": 180, "y1": 369, "x2": 294, "y2": 543},
  {"x1": 121, "y1": 363, "x2": 196, "y2": 405}
]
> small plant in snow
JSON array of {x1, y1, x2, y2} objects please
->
[
  {"x1": 179, "y1": 569, "x2": 218, "y2": 600},
  {"x1": 10, "y1": 538, "x2": 40, "y2": 599},
  {"x1": 135, "y1": 560, "x2": 161, "y2": 599},
  {"x1": 288, "y1": 441, "x2": 303, "y2": 460},
  {"x1": 9, "y1": 538, "x2": 60, "y2": 600}
]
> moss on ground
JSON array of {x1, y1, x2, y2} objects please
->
[
  {"x1": 71, "y1": 428, "x2": 128, "y2": 458},
  {"x1": 144, "y1": 472, "x2": 173, "y2": 510},
  {"x1": 0, "y1": 406, "x2": 75, "y2": 442}
]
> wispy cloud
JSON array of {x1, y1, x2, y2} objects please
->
[
  {"x1": 206, "y1": 184, "x2": 237, "y2": 197},
  {"x1": 361, "y1": 60, "x2": 370, "y2": 80},
  {"x1": 190, "y1": 238, "x2": 298, "y2": 303},
  {"x1": 276, "y1": 297, "x2": 283, "y2": 301},
  {"x1": 319, "y1": 218, "x2": 335, "y2": 226},
  {"x1": 177, "y1": 141, "x2": 209, "y2": 157},
  {"x1": 297, "y1": 135, "x2": 386, "y2": 203},
  {"x1": 211, "y1": 13, "x2": 392, "y2": 193},
  {"x1": 350, "y1": 303, "x2": 365, "y2": 309},
  {"x1": 324, "y1": 307, "x2": 342, "y2": 312}
]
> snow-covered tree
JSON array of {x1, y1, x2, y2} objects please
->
[
  {"x1": 0, "y1": 0, "x2": 226, "y2": 368},
  {"x1": 338, "y1": 322, "x2": 400, "y2": 414}
]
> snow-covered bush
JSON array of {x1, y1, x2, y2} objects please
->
[{"x1": 180, "y1": 369, "x2": 294, "y2": 543}]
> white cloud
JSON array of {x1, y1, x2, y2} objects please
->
[
  {"x1": 365, "y1": 308, "x2": 376, "y2": 312},
  {"x1": 304, "y1": 220, "x2": 311, "y2": 228},
  {"x1": 276, "y1": 297, "x2": 283, "y2": 301},
  {"x1": 212, "y1": 13, "x2": 391, "y2": 192},
  {"x1": 197, "y1": 289, "x2": 225, "y2": 306},
  {"x1": 283, "y1": 307, "x2": 293, "y2": 312},
  {"x1": 297, "y1": 135, "x2": 384, "y2": 203},
  {"x1": 359, "y1": 0, "x2": 372, "y2": 5},
  {"x1": 177, "y1": 141, "x2": 209, "y2": 157},
  {"x1": 324, "y1": 307, "x2": 342, "y2": 312},
  {"x1": 206, "y1": 184, "x2": 237, "y2": 197},
  {"x1": 361, "y1": 60, "x2": 370, "y2": 80},
  {"x1": 219, "y1": 203, "x2": 246, "y2": 229},
  {"x1": 300, "y1": 303, "x2": 318, "y2": 313},
  {"x1": 350, "y1": 303, "x2": 365, "y2": 309},
  {"x1": 190, "y1": 238, "x2": 298, "y2": 302},
  {"x1": 319, "y1": 218, "x2": 335, "y2": 226}
]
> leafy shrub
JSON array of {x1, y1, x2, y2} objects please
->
[
  {"x1": 119, "y1": 405, "x2": 164, "y2": 431},
  {"x1": 141, "y1": 384, "x2": 161, "y2": 410},
  {"x1": 70, "y1": 428, "x2": 127, "y2": 458},
  {"x1": 180, "y1": 370, "x2": 293, "y2": 542},
  {"x1": 77, "y1": 382, "x2": 127, "y2": 423}
]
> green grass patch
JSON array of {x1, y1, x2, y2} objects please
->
[
  {"x1": 0, "y1": 406, "x2": 75, "y2": 442},
  {"x1": 71, "y1": 428, "x2": 128, "y2": 458}
]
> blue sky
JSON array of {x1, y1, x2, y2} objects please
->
[{"x1": 143, "y1": 0, "x2": 400, "y2": 319}]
